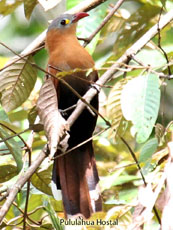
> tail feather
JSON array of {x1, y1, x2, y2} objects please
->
[{"x1": 52, "y1": 142, "x2": 102, "y2": 218}]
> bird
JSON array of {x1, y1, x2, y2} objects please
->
[{"x1": 45, "y1": 12, "x2": 102, "y2": 219}]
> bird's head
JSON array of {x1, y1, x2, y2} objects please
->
[{"x1": 48, "y1": 12, "x2": 89, "y2": 32}]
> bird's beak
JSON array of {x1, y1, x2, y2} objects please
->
[{"x1": 72, "y1": 12, "x2": 89, "y2": 23}]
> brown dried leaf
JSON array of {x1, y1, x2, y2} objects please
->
[{"x1": 36, "y1": 78, "x2": 69, "y2": 159}]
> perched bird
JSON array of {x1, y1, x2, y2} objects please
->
[{"x1": 45, "y1": 12, "x2": 102, "y2": 219}]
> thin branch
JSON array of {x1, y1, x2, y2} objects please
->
[{"x1": 83, "y1": 0, "x2": 125, "y2": 46}]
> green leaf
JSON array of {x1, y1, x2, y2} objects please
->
[
  {"x1": 0, "y1": 56, "x2": 37, "y2": 112},
  {"x1": 31, "y1": 164, "x2": 53, "y2": 196},
  {"x1": 121, "y1": 74, "x2": 161, "y2": 143},
  {"x1": 0, "y1": 165, "x2": 18, "y2": 183},
  {"x1": 8, "y1": 109, "x2": 28, "y2": 122},
  {"x1": 0, "y1": 127, "x2": 23, "y2": 171},
  {"x1": 24, "y1": 0, "x2": 37, "y2": 20},
  {"x1": 139, "y1": 137, "x2": 158, "y2": 163}
]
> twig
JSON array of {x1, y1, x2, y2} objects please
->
[{"x1": 83, "y1": 0, "x2": 125, "y2": 46}]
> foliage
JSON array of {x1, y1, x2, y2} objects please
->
[{"x1": 0, "y1": 0, "x2": 173, "y2": 229}]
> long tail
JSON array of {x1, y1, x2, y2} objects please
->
[{"x1": 52, "y1": 141, "x2": 102, "y2": 219}]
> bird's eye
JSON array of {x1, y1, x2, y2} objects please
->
[
  {"x1": 60, "y1": 19, "x2": 70, "y2": 26},
  {"x1": 60, "y1": 19, "x2": 66, "y2": 25}
]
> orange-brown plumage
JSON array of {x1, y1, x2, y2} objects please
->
[
  {"x1": 46, "y1": 29, "x2": 94, "y2": 70},
  {"x1": 45, "y1": 12, "x2": 102, "y2": 219}
]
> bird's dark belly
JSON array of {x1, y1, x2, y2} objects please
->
[{"x1": 58, "y1": 76, "x2": 98, "y2": 148}]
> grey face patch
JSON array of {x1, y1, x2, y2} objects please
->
[{"x1": 48, "y1": 14, "x2": 75, "y2": 31}]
